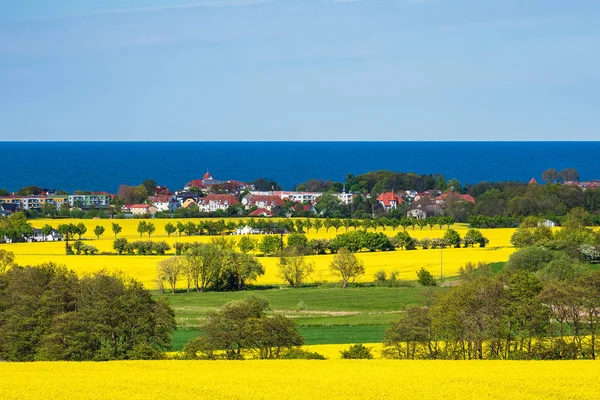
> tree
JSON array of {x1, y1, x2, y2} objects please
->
[
  {"x1": 75, "y1": 223, "x2": 87, "y2": 240},
  {"x1": 558, "y1": 168, "x2": 579, "y2": 182},
  {"x1": 0, "y1": 265, "x2": 176, "y2": 361},
  {"x1": 542, "y1": 168, "x2": 558, "y2": 184},
  {"x1": 164, "y1": 223, "x2": 176, "y2": 237},
  {"x1": 176, "y1": 221, "x2": 186, "y2": 237},
  {"x1": 111, "y1": 222, "x2": 122, "y2": 239},
  {"x1": 146, "y1": 222, "x2": 156, "y2": 238},
  {"x1": 57, "y1": 223, "x2": 77, "y2": 252},
  {"x1": 277, "y1": 250, "x2": 314, "y2": 288},
  {"x1": 329, "y1": 248, "x2": 365, "y2": 288},
  {"x1": 0, "y1": 249, "x2": 15, "y2": 273},
  {"x1": 313, "y1": 219, "x2": 323, "y2": 233},
  {"x1": 443, "y1": 229, "x2": 462, "y2": 248},
  {"x1": 238, "y1": 236, "x2": 255, "y2": 254},
  {"x1": 259, "y1": 235, "x2": 281, "y2": 256},
  {"x1": 137, "y1": 221, "x2": 148, "y2": 238},
  {"x1": 183, "y1": 296, "x2": 302, "y2": 360},
  {"x1": 464, "y1": 229, "x2": 488, "y2": 248},
  {"x1": 157, "y1": 257, "x2": 184, "y2": 294},
  {"x1": 93, "y1": 225, "x2": 105, "y2": 240},
  {"x1": 287, "y1": 233, "x2": 308, "y2": 249},
  {"x1": 113, "y1": 238, "x2": 129, "y2": 255},
  {"x1": 142, "y1": 179, "x2": 157, "y2": 196},
  {"x1": 41, "y1": 224, "x2": 53, "y2": 242},
  {"x1": 416, "y1": 267, "x2": 436, "y2": 287}
]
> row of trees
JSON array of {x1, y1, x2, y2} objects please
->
[
  {"x1": 383, "y1": 209, "x2": 600, "y2": 360},
  {"x1": 113, "y1": 239, "x2": 171, "y2": 255},
  {"x1": 0, "y1": 264, "x2": 176, "y2": 361},
  {"x1": 157, "y1": 239, "x2": 264, "y2": 292}
]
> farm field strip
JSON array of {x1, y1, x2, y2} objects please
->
[
  {"x1": 1, "y1": 360, "x2": 598, "y2": 400},
  {"x1": 2, "y1": 219, "x2": 517, "y2": 287}
]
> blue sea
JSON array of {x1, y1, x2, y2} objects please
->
[{"x1": 1, "y1": 142, "x2": 599, "y2": 193}]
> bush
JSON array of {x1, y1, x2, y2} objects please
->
[
  {"x1": 113, "y1": 238, "x2": 128, "y2": 255},
  {"x1": 280, "y1": 348, "x2": 326, "y2": 360},
  {"x1": 443, "y1": 229, "x2": 461, "y2": 248},
  {"x1": 416, "y1": 267, "x2": 437, "y2": 287},
  {"x1": 287, "y1": 233, "x2": 308, "y2": 249},
  {"x1": 340, "y1": 344, "x2": 373, "y2": 359},
  {"x1": 506, "y1": 246, "x2": 554, "y2": 273}
]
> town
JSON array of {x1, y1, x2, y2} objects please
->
[{"x1": 0, "y1": 170, "x2": 479, "y2": 219}]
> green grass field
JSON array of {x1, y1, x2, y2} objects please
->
[{"x1": 160, "y1": 285, "x2": 439, "y2": 350}]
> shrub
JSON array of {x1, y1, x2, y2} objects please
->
[
  {"x1": 443, "y1": 229, "x2": 461, "y2": 248},
  {"x1": 340, "y1": 344, "x2": 373, "y2": 359},
  {"x1": 416, "y1": 267, "x2": 437, "y2": 287},
  {"x1": 506, "y1": 246, "x2": 554, "y2": 273},
  {"x1": 113, "y1": 238, "x2": 128, "y2": 255},
  {"x1": 280, "y1": 348, "x2": 326, "y2": 360}
]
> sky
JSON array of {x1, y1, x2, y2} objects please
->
[{"x1": 0, "y1": 0, "x2": 599, "y2": 141}]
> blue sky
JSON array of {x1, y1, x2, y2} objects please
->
[{"x1": 1, "y1": 0, "x2": 599, "y2": 141}]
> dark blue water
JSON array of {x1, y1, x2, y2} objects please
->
[{"x1": 1, "y1": 142, "x2": 599, "y2": 193}]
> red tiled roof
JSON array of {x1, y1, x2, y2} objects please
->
[
  {"x1": 245, "y1": 195, "x2": 285, "y2": 207},
  {"x1": 198, "y1": 194, "x2": 239, "y2": 205},
  {"x1": 148, "y1": 195, "x2": 171, "y2": 203},
  {"x1": 125, "y1": 204, "x2": 151, "y2": 209},
  {"x1": 249, "y1": 208, "x2": 273, "y2": 216},
  {"x1": 437, "y1": 193, "x2": 476, "y2": 204},
  {"x1": 376, "y1": 192, "x2": 403, "y2": 207},
  {"x1": 528, "y1": 178, "x2": 538, "y2": 185}
]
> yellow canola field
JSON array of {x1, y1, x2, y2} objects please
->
[
  {"x1": 3, "y1": 219, "x2": 517, "y2": 289},
  {"x1": 1, "y1": 360, "x2": 599, "y2": 400}
]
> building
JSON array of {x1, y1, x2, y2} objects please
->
[
  {"x1": 68, "y1": 194, "x2": 111, "y2": 208},
  {"x1": 376, "y1": 192, "x2": 404, "y2": 210},
  {"x1": 249, "y1": 208, "x2": 274, "y2": 217},
  {"x1": 435, "y1": 192, "x2": 476, "y2": 205},
  {"x1": 148, "y1": 195, "x2": 179, "y2": 212},
  {"x1": 124, "y1": 204, "x2": 158, "y2": 215},
  {"x1": 185, "y1": 171, "x2": 252, "y2": 194},
  {"x1": 197, "y1": 194, "x2": 239, "y2": 213},
  {"x1": 27, "y1": 228, "x2": 63, "y2": 242},
  {"x1": 247, "y1": 190, "x2": 356, "y2": 205},
  {"x1": 242, "y1": 194, "x2": 285, "y2": 210}
]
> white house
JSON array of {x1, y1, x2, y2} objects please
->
[
  {"x1": 27, "y1": 228, "x2": 63, "y2": 242},
  {"x1": 234, "y1": 225, "x2": 262, "y2": 235},
  {"x1": 197, "y1": 194, "x2": 239, "y2": 213}
]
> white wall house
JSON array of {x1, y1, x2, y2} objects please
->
[{"x1": 197, "y1": 195, "x2": 239, "y2": 213}]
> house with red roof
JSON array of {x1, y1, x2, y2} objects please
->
[
  {"x1": 249, "y1": 208, "x2": 274, "y2": 217},
  {"x1": 436, "y1": 192, "x2": 476, "y2": 205},
  {"x1": 376, "y1": 192, "x2": 404, "y2": 210},
  {"x1": 242, "y1": 194, "x2": 285, "y2": 211},
  {"x1": 184, "y1": 170, "x2": 252, "y2": 194},
  {"x1": 197, "y1": 194, "x2": 239, "y2": 213}
]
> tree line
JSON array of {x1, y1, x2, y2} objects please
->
[
  {"x1": 0, "y1": 263, "x2": 176, "y2": 361},
  {"x1": 383, "y1": 209, "x2": 600, "y2": 360}
]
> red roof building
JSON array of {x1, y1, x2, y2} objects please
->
[
  {"x1": 528, "y1": 177, "x2": 538, "y2": 185},
  {"x1": 242, "y1": 194, "x2": 285, "y2": 210},
  {"x1": 249, "y1": 208, "x2": 274, "y2": 217},
  {"x1": 436, "y1": 192, "x2": 476, "y2": 204},
  {"x1": 376, "y1": 192, "x2": 404, "y2": 210},
  {"x1": 197, "y1": 194, "x2": 239, "y2": 212}
]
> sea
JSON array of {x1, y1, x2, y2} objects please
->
[{"x1": 1, "y1": 142, "x2": 599, "y2": 193}]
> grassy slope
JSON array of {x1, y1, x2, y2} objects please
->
[{"x1": 161, "y1": 285, "x2": 437, "y2": 350}]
